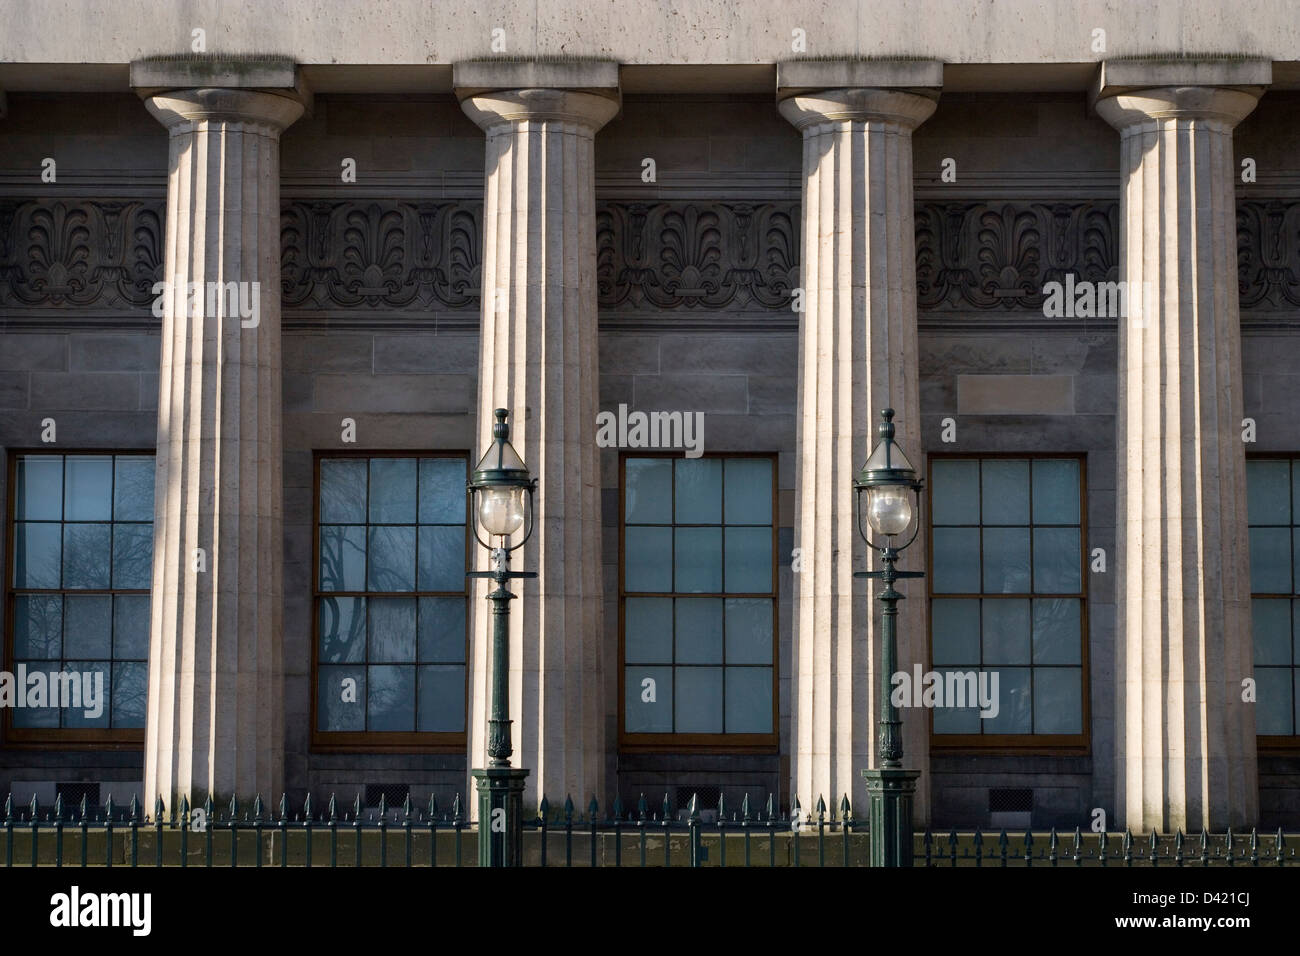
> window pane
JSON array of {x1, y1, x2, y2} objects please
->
[
  {"x1": 318, "y1": 665, "x2": 365, "y2": 731},
  {"x1": 64, "y1": 456, "x2": 113, "y2": 521},
  {"x1": 675, "y1": 667, "x2": 723, "y2": 732},
  {"x1": 675, "y1": 598, "x2": 723, "y2": 664},
  {"x1": 14, "y1": 522, "x2": 62, "y2": 588},
  {"x1": 320, "y1": 459, "x2": 367, "y2": 524},
  {"x1": 983, "y1": 666, "x2": 1031, "y2": 734},
  {"x1": 368, "y1": 597, "x2": 416, "y2": 662},
  {"x1": 1034, "y1": 528, "x2": 1081, "y2": 593},
  {"x1": 367, "y1": 664, "x2": 415, "y2": 731},
  {"x1": 111, "y1": 661, "x2": 147, "y2": 728},
  {"x1": 1033, "y1": 668, "x2": 1082, "y2": 733},
  {"x1": 417, "y1": 525, "x2": 464, "y2": 591},
  {"x1": 1255, "y1": 667, "x2": 1293, "y2": 735},
  {"x1": 112, "y1": 523, "x2": 153, "y2": 589},
  {"x1": 319, "y1": 525, "x2": 366, "y2": 591},
  {"x1": 417, "y1": 597, "x2": 466, "y2": 663},
  {"x1": 16, "y1": 456, "x2": 63, "y2": 520},
  {"x1": 982, "y1": 599, "x2": 1030, "y2": 665},
  {"x1": 625, "y1": 666, "x2": 672, "y2": 732},
  {"x1": 64, "y1": 594, "x2": 112, "y2": 658},
  {"x1": 982, "y1": 527, "x2": 1030, "y2": 593},
  {"x1": 981, "y1": 459, "x2": 1029, "y2": 525},
  {"x1": 1249, "y1": 527, "x2": 1291, "y2": 593},
  {"x1": 1294, "y1": 530, "x2": 1300, "y2": 595},
  {"x1": 113, "y1": 594, "x2": 151, "y2": 660},
  {"x1": 1253, "y1": 599, "x2": 1292, "y2": 666},
  {"x1": 417, "y1": 664, "x2": 465, "y2": 732},
  {"x1": 12, "y1": 690, "x2": 58, "y2": 728},
  {"x1": 61, "y1": 661, "x2": 110, "y2": 729},
  {"x1": 13, "y1": 595, "x2": 62, "y2": 659},
  {"x1": 724, "y1": 459, "x2": 772, "y2": 524},
  {"x1": 625, "y1": 458, "x2": 672, "y2": 524},
  {"x1": 675, "y1": 527, "x2": 722, "y2": 592},
  {"x1": 725, "y1": 667, "x2": 772, "y2": 732},
  {"x1": 625, "y1": 527, "x2": 672, "y2": 592},
  {"x1": 1248, "y1": 460, "x2": 1291, "y2": 525},
  {"x1": 932, "y1": 528, "x2": 980, "y2": 593},
  {"x1": 931, "y1": 459, "x2": 980, "y2": 525},
  {"x1": 625, "y1": 597, "x2": 673, "y2": 663},
  {"x1": 418, "y1": 458, "x2": 465, "y2": 524},
  {"x1": 113, "y1": 456, "x2": 155, "y2": 521},
  {"x1": 931, "y1": 599, "x2": 980, "y2": 665},
  {"x1": 724, "y1": 526, "x2": 771, "y2": 592},
  {"x1": 368, "y1": 458, "x2": 417, "y2": 524},
  {"x1": 368, "y1": 526, "x2": 416, "y2": 592},
  {"x1": 318, "y1": 596, "x2": 365, "y2": 663},
  {"x1": 675, "y1": 458, "x2": 722, "y2": 524},
  {"x1": 1032, "y1": 459, "x2": 1080, "y2": 524},
  {"x1": 724, "y1": 598, "x2": 772, "y2": 665},
  {"x1": 1032, "y1": 598, "x2": 1081, "y2": 665},
  {"x1": 933, "y1": 671, "x2": 983, "y2": 733},
  {"x1": 63, "y1": 523, "x2": 111, "y2": 589}
]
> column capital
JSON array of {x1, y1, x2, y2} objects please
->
[
  {"x1": 131, "y1": 54, "x2": 311, "y2": 123},
  {"x1": 143, "y1": 87, "x2": 305, "y2": 133},
  {"x1": 1090, "y1": 58, "x2": 1269, "y2": 130},
  {"x1": 454, "y1": 59, "x2": 621, "y2": 133},
  {"x1": 778, "y1": 87, "x2": 938, "y2": 131},
  {"x1": 458, "y1": 87, "x2": 620, "y2": 134}
]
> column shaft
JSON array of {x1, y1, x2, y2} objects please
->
[
  {"x1": 1098, "y1": 85, "x2": 1261, "y2": 832},
  {"x1": 780, "y1": 89, "x2": 935, "y2": 821},
  {"x1": 460, "y1": 89, "x2": 618, "y2": 809},
  {"x1": 143, "y1": 88, "x2": 302, "y2": 808}
]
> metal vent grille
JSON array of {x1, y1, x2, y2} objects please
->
[
  {"x1": 56, "y1": 783, "x2": 101, "y2": 815},
  {"x1": 365, "y1": 783, "x2": 410, "y2": 809},
  {"x1": 988, "y1": 787, "x2": 1033, "y2": 813}
]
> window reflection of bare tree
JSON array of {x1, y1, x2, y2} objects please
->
[{"x1": 318, "y1": 527, "x2": 365, "y2": 673}]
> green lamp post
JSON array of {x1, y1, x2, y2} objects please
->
[
  {"x1": 467, "y1": 408, "x2": 537, "y2": 867},
  {"x1": 855, "y1": 408, "x2": 924, "y2": 867}
]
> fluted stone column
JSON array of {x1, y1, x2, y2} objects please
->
[
  {"x1": 779, "y1": 71, "x2": 938, "y2": 823},
  {"x1": 141, "y1": 87, "x2": 303, "y2": 809},
  {"x1": 458, "y1": 79, "x2": 618, "y2": 812},
  {"x1": 1096, "y1": 67, "x2": 1266, "y2": 832}
]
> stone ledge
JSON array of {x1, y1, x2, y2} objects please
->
[
  {"x1": 776, "y1": 57, "x2": 943, "y2": 98},
  {"x1": 1088, "y1": 57, "x2": 1272, "y2": 113},
  {"x1": 131, "y1": 55, "x2": 312, "y2": 114},
  {"x1": 452, "y1": 58, "x2": 620, "y2": 97}
]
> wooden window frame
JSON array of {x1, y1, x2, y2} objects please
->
[
  {"x1": 927, "y1": 452, "x2": 1091, "y2": 756},
  {"x1": 617, "y1": 450, "x2": 779, "y2": 755},
  {"x1": 1246, "y1": 452, "x2": 1300, "y2": 753},
  {"x1": 3, "y1": 449, "x2": 153, "y2": 750},
  {"x1": 310, "y1": 449, "x2": 471, "y2": 754}
]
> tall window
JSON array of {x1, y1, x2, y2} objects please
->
[
  {"x1": 313, "y1": 453, "x2": 469, "y2": 750},
  {"x1": 620, "y1": 454, "x2": 777, "y2": 750},
  {"x1": 1247, "y1": 457, "x2": 1300, "y2": 741},
  {"x1": 928, "y1": 456, "x2": 1087, "y2": 747},
  {"x1": 5, "y1": 453, "x2": 154, "y2": 741}
]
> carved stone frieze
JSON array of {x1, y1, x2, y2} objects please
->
[
  {"x1": 1, "y1": 196, "x2": 1297, "y2": 323},
  {"x1": 595, "y1": 201, "x2": 799, "y2": 311},
  {"x1": 0, "y1": 199, "x2": 163, "y2": 308}
]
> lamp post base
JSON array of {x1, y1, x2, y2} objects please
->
[
  {"x1": 472, "y1": 767, "x2": 529, "y2": 867},
  {"x1": 861, "y1": 767, "x2": 920, "y2": 867}
]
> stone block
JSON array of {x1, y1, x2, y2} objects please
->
[
  {"x1": 70, "y1": 333, "x2": 160, "y2": 372},
  {"x1": 957, "y1": 374, "x2": 1074, "y2": 415},
  {"x1": 747, "y1": 376, "x2": 796, "y2": 414},
  {"x1": 633, "y1": 374, "x2": 748, "y2": 415},
  {"x1": 372, "y1": 334, "x2": 478, "y2": 373},
  {"x1": 30, "y1": 372, "x2": 141, "y2": 411},
  {"x1": 0, "y1": 334, "x2": 67, "y2": 371},
  {"x1": 312, "y1": 374, "x2": 470, "y2": 413}
]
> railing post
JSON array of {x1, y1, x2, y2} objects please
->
[{"x1": 105, "y1": 793, "x2": 115, "y2": 868}]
